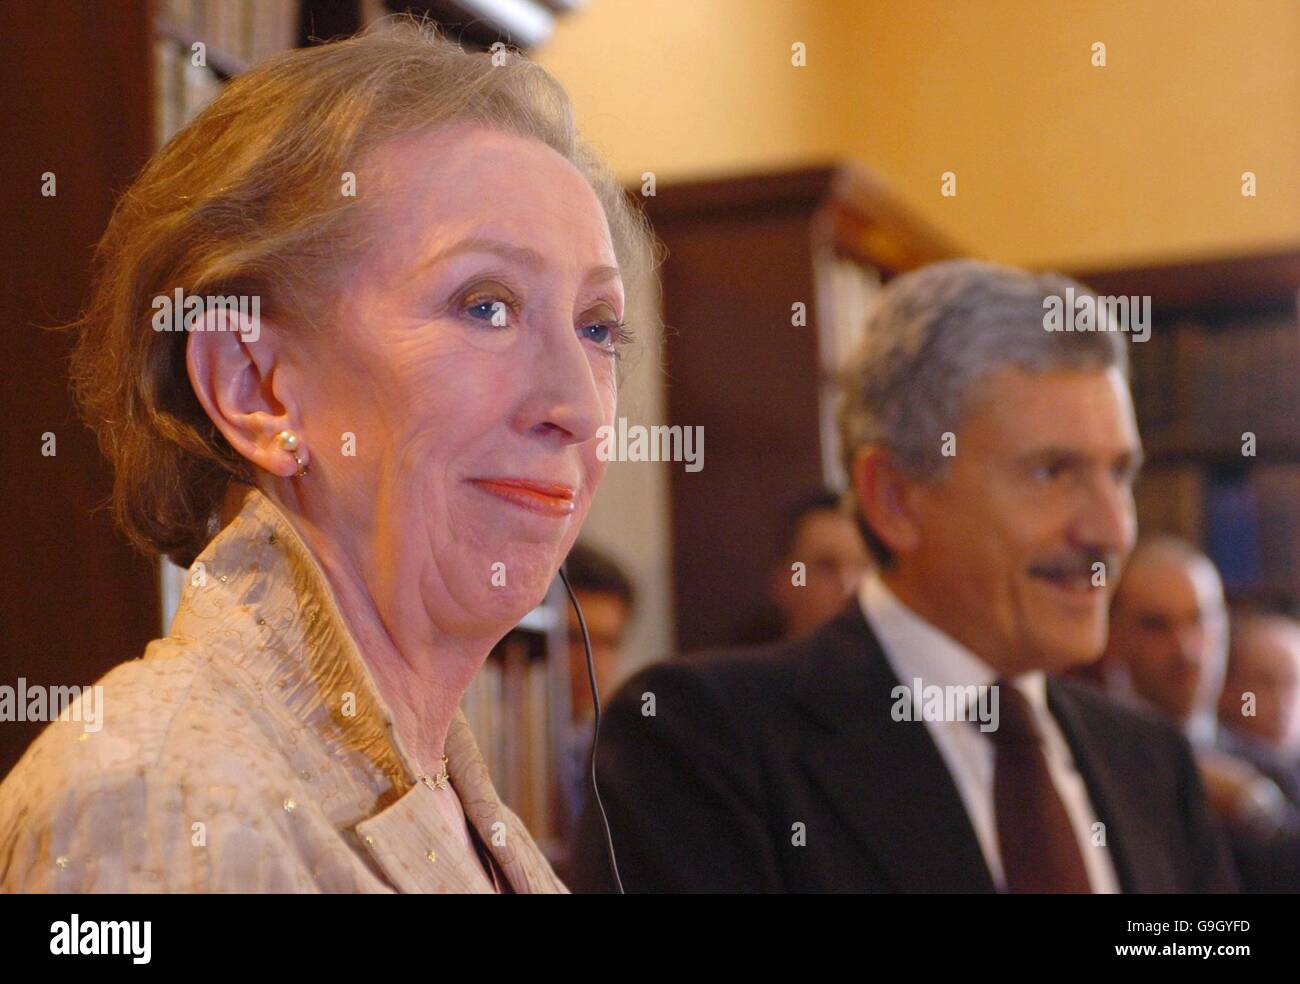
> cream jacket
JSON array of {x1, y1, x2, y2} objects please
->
[{"x1": 0, "y1": 487, "x2": 567, "y2": 893}]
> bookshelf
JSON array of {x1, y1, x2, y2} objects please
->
[
  {"x1": 642, "y1": 164, "x2": 965, "y2": 653},
  {"x1": 460, "y1": 586, "x2": 573, "y2": 855},
  {"x1": 152, "y1": 0, "x2": 300, "y2": 641},
  {"x1": 1075, "y1": 250, "x2": 1300, "y2": 611}
]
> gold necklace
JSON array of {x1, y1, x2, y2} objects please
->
[{"x1": 417, "y1": 756, "x2": 450, "y2": 790}]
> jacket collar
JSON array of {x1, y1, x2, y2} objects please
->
[
  {"x1": 789, "y1": 598, "x2": 1148, "y2": 893},
  {"x1": 788, "y1": 599, "x2": 997, "y2": 892}
]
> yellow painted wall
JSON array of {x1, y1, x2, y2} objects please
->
[
  {"x1": 536, "y1": 0, "x2": 845, "y2": 180},
  {"x1": 537, "y1": 0, "x2": 1299, "y2": 269}
]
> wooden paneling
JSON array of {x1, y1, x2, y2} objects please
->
[
  {"x1": 645, "y1": 166, "x2": 963, "y2": 653},
  {"x1": 656, "y1": 204, "x2": 825, "y2": 652},
  {"x1": 1074, "y1": 249, "x2": 1300, "y2": 316},
  {"x1": 0, "y1": 1, "x2": 159, "y2": 778}
]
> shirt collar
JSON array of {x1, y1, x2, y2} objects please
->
[
  {"x1": 857, "y1": 572, "x2": 1047, "y2": 712},
  {"x1": 1185, "y1": 708, "x2": 1219, "y2": 749}
]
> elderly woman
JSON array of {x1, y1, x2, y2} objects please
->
[{"x1": 0, "y1": 22, "x2": 652, "y2": 892}]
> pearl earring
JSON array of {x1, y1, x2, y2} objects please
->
[{"x1": 276, "y1": 430, "x2": 308, "y2": 478}]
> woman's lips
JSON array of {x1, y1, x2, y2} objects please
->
[{"x1": 469, "y1": 478, "x2": 577, "y2": 518}]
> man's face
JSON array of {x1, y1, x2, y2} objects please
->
[
  {"x1": 772, "y1": 509, "x2": 871, "y2": 639},
  {"x1": 566, "y1": 590, "x2": 630, "y2": 720},
  {"x1": 1109, "y1": 553, "x2": 1228, "y2": 724},
  {"x1": 895, "y1": 366, "x2": 1141, "y2": 675},
  {"x1": 1221, "y1": 621, "x2": 1300, "y2": 752}
]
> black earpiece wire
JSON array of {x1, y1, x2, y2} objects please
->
[{"x1": 558, "y1": 565, "x2": 625, "y2": 894}]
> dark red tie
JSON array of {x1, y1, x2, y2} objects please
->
[{"x1": 989, "y1": 679, "x2": 1093, "y2": 893}]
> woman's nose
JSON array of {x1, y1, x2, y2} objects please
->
[{"x1": 520, "y1": 326, "x2": 608, "y2": 445}]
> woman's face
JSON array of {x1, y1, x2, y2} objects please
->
[{"x1": 294, "y1": 124, "x2": 624, "y2": 638}]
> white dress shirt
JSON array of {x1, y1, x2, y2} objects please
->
[{"x1": 859, "y1": 573, "x2": 1120, "y2": 893}]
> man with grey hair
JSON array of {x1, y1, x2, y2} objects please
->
[{"x1": 573, "y1": 259, "x2": 1236, "y2": 893}]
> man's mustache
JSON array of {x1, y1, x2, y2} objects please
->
[{"x1": 1028, "y1": 550, "x2": 1119, "y2": 580}]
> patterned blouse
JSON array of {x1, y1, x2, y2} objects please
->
[{"x1": 0, "y1": 487, "x2": 567, "y2": 893}]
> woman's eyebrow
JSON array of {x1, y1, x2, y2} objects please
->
[
  {"x1": 584, "y1": 264, "x2": 623, "y2": 286},
  {"x1": 422, "y1": 237, "x2": 622, "y2": 285},
  {"x1": 424, "y1": 237, "x2": 546, "y2": 272}
]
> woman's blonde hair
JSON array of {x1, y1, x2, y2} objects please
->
[{"x1": 69, "y1": 17, "x2": 657, "y2": 567}]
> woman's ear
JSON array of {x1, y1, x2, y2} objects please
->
[
  {"x1": 186, "y1": 303, "x2": 306, "y2": 479},
  {"x1": 851, "y1": 446, "x2": 921, "y2": 559}
]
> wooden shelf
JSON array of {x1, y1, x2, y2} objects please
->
[
  {"x1": 1076, "y1": 248, "x2": 1300, "y2": 607},
  {"x1": 648, "y1": 162, "x2": 967, "y2": 653}
]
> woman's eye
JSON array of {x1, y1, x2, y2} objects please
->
[
  {"x1": 579, "y1": 320, "x2": 630, "y2": 354},
  {"x1": 579, "y1": 322, "x2": 614, "y2": 347},
  {"x1": 464, "y1": 297, "x2": 511, "y2": 326},
  {"x1": 458, "y1": 282, "x2": 518, "y2": 326}
]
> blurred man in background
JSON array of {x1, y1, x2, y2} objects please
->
[
  {"x1": 1219, "y1": 612, "x2": 1300, "y2": 800},
  {"x1": 558, "y1": 543, "x2": 634, "y2": 868},
  {"x1": 1106, "y1": 537, "x2": 1228, "y2": 745},
  {"x1": 769, "y1": 492, "x2": 871, "y2": 641},
  {"x1": 735, "y1": 491, "x2": 871, "y2": 645},
  {"x1": 564, "y1": 543, "x2": 634, "y2": 726},
  {"x1": 1105, "y1": 537, "x2": 1300, "y2": 889}
]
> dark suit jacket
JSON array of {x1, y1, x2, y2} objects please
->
[
  {"x1": 572, "y1": 600, "x2": 1239, "y2": 893},
  {"x1": 1214, "y1": 726, "x2": 1300, "y2": 892}
]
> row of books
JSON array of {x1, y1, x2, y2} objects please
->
[
  {"x1": 1250, "y1": 465, "x2": 1300, "y2": 606},
  {"x1": 159, "y1": 0, "x2": 299, "y2": 74},
  {"x1": 460, "y1": 632, "x2": 562, "y2": 847},
  {"x1": 1137, "y1": 463, "x2": 1300, "y2": 604},
  {"x1": 153, "y1": 39, "x2": 223, "y2": 147},
  {"x1": 1133, "y1": 317, "x2": 1300, "y2": 456},
  {"x1": 152, "y1": 3, "x2": 301, "y2": 159}
]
